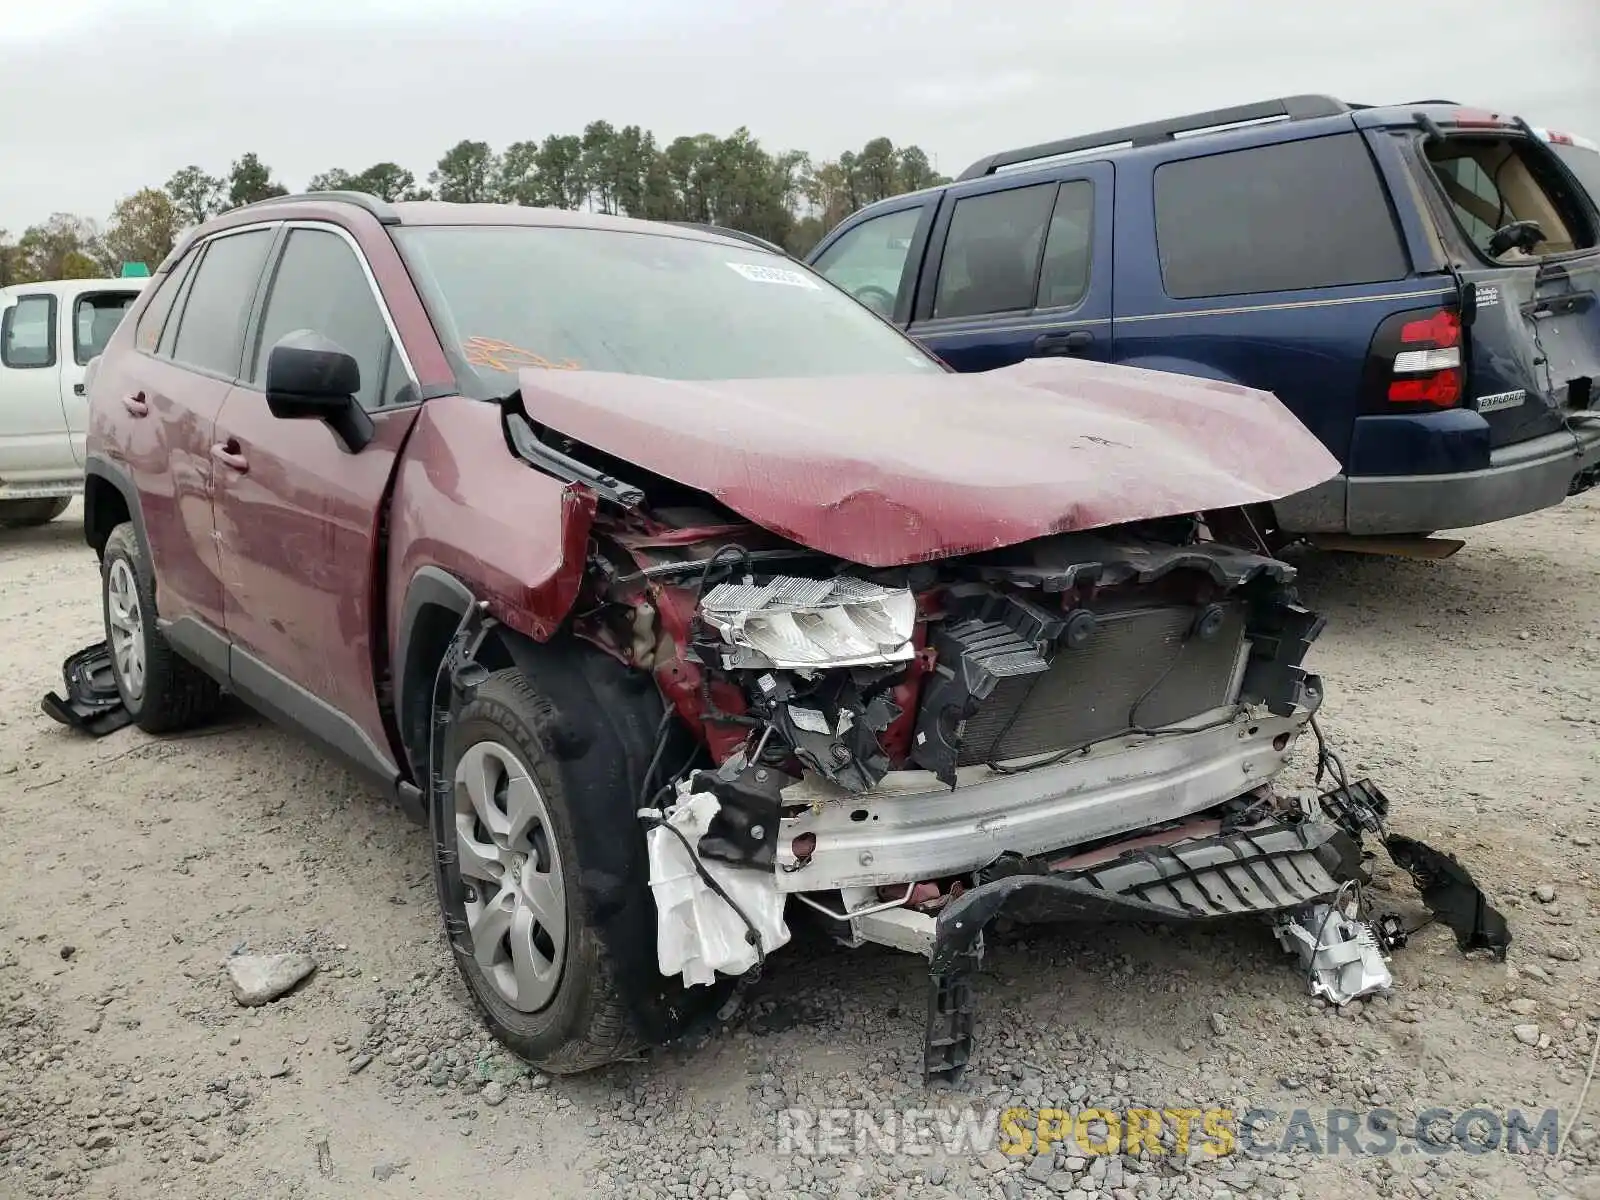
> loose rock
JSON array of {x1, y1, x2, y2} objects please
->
[{"x1": 226, "y1": 953, "x2": 317, "y2": 1006}]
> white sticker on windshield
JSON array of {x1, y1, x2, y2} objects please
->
[{"x1": 726, "y1": 261, "x2": 820, "y2": 289}]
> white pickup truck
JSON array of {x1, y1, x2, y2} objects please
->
[{"x1": 1, "y1": 277, "x2": 146, "y2": 528}]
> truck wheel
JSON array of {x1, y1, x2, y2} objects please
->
[
  {"x1": 100, "y1": 522, "x2": 221, "y2": 733},
  {"x1": 0, "y1": 497, "x2": 71, "y2": 528},
  {"x1": 433, "y1": 668, "x2": 641, "y2": 1074}
]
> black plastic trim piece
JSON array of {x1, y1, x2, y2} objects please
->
[
  {"x1": 664, "y1": 222, "x2": 788, "y2": 256},
  {"x1": 159, "y1": 615, "x2": 231, "y2": 684},
  {"x1": 82, "y1": 456, "x2": 149, "y2": 559},
  {"x1": 236, "y1": 191, "x2": 401, "y2": 225},
  {"x1": 229, "y1": 643, "x2": 401, "y2": 787},
  {"x1": 505, "y1": 411, "x2": 645, "y2": 509},
  {"x1": 957, "y1": 95, "x2": 1352, "y2": 181}
]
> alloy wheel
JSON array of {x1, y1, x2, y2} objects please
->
[
  {"x1": 453, "y1": 740, "x2": 567, "y2": 1011},
  {"x1": 106, "y1": 558, "x2": 146, "y2": 702}
]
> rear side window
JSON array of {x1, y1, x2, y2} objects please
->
[
  {"x1": 170, "y1": 229, "x2": 274, "y2": 377},
  {"x1": 250, "y1": 228, "x2": 405, "y2": 411},
  {"x1": 135, "y1": 253, "x2": 197, "y2": 354},
  {"x1": 1154, "y1": 134, "x2": 1409, "y2": 299},
  {"x1": 1037, "y1": 181, "x2": 1096, "y2": 310},
  {"x1": 1425, "y1": 137, "x2": 1595, "y2": 259},
  {"x1": 933, "y1": 183, "x2": 1057, "y2": 319},
  {"x1": 1, "y1": 295, "x2": 56, "y2": 369},
  {"x1": 75, "y1": 292, "x2": 138, "y2": 365},
  {"x1": 812, "y1": 207, "x2": 922, "y2": 316}
]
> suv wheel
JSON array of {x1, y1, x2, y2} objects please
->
[
  {"x1": 101, "y1": 522, "x2": 221, "y2": 733},
  {"x1": 0, "y1": 497, "x2": 71, "y2": 528},
  {"x1": 433, "y1": 669, "x2": 639, "y2": 1074}
]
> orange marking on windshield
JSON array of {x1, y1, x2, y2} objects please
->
[{"x1": 462, "y1": 337, "x2": 581, "y2": 372}]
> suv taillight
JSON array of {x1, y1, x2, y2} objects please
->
[{"x1": 1362, "y1": 306, "x2": 1466, "y2": 414}]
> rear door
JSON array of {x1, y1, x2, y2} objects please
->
[
  {"x1": 905, "y1": 163, "x2": 1114, "y2": 372},
  {"x1": 0, "y1": 289, "x2": 72, "y2": 484},
  {"x1": 61, "y1": 285, "x2": 142, "y2": 464},
  {"x1": 1409, "y1": 129, "x2": 1600, "y2": 443}
]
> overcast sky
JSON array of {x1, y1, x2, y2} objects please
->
[{"x1": 2, "y1": 0, "x2": 1597, "y2": 231}]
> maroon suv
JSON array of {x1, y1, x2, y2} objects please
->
[{"x1": 83, "y1": 192, "x2": 1365, "y2": 1077}]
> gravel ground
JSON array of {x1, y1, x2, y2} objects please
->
[{"x1": 1, "y1": 497, "x2": 1596, "y2": 1200}]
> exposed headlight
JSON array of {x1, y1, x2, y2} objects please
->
[{"x1": 699, "y1": 576, "x2": 916, "y2": 670}]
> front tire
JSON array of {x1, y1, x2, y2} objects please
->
[
  {"x1": 100, "y1": 522, "x2": 221, "y2": 733},
  {"x1": 433, "y1": 669, "x2": 639, "y2": 1073},
  {"x1": 0, "y1": 497, "x2": 71, "y2": 528}
]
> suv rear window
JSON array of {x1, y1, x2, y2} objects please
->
[
  {"x1": 1154, "y1": 133, "x2": 1409, "y2": 299},
  {"x1": 1426, "y1": 136, "x2": 1596, "y2": 259}
]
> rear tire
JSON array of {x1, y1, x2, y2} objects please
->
[
  {"x1": 433, "y1": 669, "x2": 640, "y2": 1073},
  {"x1": 100, "y1": 522, "x2": 221, "y2": 734},
  {"x1": 0, "y1": 497, "x2": 70, "y2": 528}
]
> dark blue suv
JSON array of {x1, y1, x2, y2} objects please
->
[{"x1": 805, "y1": 95, "x2": 1600, "y2": 543}]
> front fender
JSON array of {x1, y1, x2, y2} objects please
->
[{"x1": 386, "y1": 396, "x2": 596, "y2": 662}]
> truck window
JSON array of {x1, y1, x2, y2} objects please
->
[
  {"x1": 812, "y1": 207, "x2": 922, "y2": 316},
  {"x1": 1, "y1": 295, "x2": 56, "y2": 369},
  {"x1": 170, "y1": 230, "x2": 274, "y2": 378},
  {"x1": 1154, "y1": 134, "x2": 1409, "y2": 299},
  {"x1": 933, "y1": 182, "x2": 1057, "y2": 319},
  {"x1": 1425, "y1": 137, "x2": 1595, "y2": 258},
  {"x1": 75, "y1": 292, "x2": 138, "y2": 365}
]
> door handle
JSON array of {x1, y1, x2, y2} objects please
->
[
  {"x1": 73, "y1": 383, "x2": 86, "y2": 396},
  {"x1": 121, "y1": 392, "x2": 148, "y2": 417},
  {"x1": 1032, "y1": 330, "x2": 1094, "y2": 356},
  {"x1": 211, "y1": 440, "x2": 249, "y2": 473}
]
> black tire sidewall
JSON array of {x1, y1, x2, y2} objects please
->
[
  {"x1": 0, "y1": 497, "x2": 70, "y2": 528},
  {"x1": 432, "y1": 672, "x2": 624, "y2": 1068}
]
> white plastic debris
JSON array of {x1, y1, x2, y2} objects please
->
[
  {"x1": 1273, "y1": 901, "x2": 1393, "y2": 1006},
  {"x1": 646, "y1": 790, "x2": 790, "y2": 987}
]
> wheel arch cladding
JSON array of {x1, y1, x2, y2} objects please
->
[
  {"x1": 82, "y1": 457, "x2": 140, "y2": 559},
  {"x1": 488, "y1": 627, "x2": 727, "y2": 1045}
]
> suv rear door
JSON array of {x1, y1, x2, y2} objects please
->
[
  {"x1": 1395, "y1": 119, "x2": 1600, "y2": 442},
  {"x1": 903, "y1": 163, "x2": 1114, "y2": 371}
]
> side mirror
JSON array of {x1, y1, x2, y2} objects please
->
[{"x1": 264, "y1": 330, "x2": 373, "y2": 452}]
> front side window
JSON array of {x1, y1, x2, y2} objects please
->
[
  {"x1": 811, "y1": 207, "x2": 922, "y2": 316},
  {"x1": 75, "y1": 292, "x2": 139, "y2": 365},
  {"x1": 1425, "y1": 136, "x2": 1595, "y2": 259},
  {"x1": 1154, "y1": 134, "x2": 1410, "y2": 298},
  {"x1": 251, "y1": 229, "x2": 404, "y2": 410},
  {"x1": 170, "y1": 229, "x2": 274, "y2": 377},
  {"x1": 1, "y1": 295, "x2": 56, "y2": 369},
  {"x1": 394, "y1": 226, "x2": 944, "y2": 397},
  {"x1": 932, "y1": 183, "x2": 1057, "y2": 319}
]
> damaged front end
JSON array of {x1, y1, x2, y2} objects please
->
[
  {"x1": 494, "y1": 371, "x2": 1508, "y2": 1083},
  {"x1": 577, "y1": 503, "x2": 1425, "y2": 1079}
]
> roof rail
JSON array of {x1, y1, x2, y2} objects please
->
[
  {"x1": 956, "y1": 94, "x2": 1352, "y2": 181},
  {"x1": 665, "y1": 221, "x2": 788, "y2": 256},
  {"x1": 236, "y1": 190, "x2": 401, "y2": 226}
]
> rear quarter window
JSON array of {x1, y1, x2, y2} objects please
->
[{"x1": 1154, "y1": 133, "x2": 1409, "y2": 299}]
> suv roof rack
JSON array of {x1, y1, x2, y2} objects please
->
[
  {"x1": 956, "y1": 94, "x2": 1352, "y2": 181},
  {"x1": 237, "y1": 190, "x2": 401, "y2": 226},
  {"x1": 666, "y1": 221, "x2": 787, "y2": 256}
]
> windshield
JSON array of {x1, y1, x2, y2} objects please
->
[
  {"x1": 393, "y1": 225, "x2": 944, "y2": 397},
  {"x1": 1552, "y1": 142, "x2": 1600, "y2": 212}
]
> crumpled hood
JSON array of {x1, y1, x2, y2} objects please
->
[{"x1": 517, "y1": 358, "x2": 1339, "y2": 568}]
